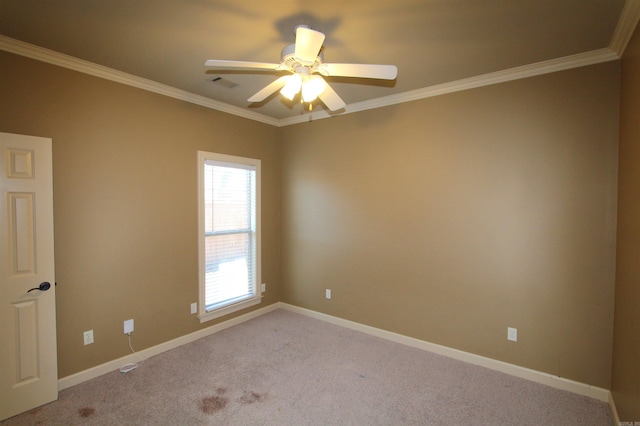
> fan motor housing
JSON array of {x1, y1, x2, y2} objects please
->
[{"x1": 281, "y1": 43, "x2": 323, "y2": 70}]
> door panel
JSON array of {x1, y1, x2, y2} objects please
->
[{"x1": 0, "y1": 132, "x2": 57, "y2": 421}]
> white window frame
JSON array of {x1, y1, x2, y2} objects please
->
[{"x1": 197, "y1": 151, "x2": 261, "y2": 322}]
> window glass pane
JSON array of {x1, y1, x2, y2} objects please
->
[
  {"x1": 205, "y1": 232, "x2": 254, "y2": 308},
  {"x1": 205, "y1": 164, "x2": 253, "y2": 233},
  {"x1": 202, "y1": 160, "x2": 257, "y2": 313},
  {"x1": 204, "y1": 164, "x2": 214, "y2": 233}
]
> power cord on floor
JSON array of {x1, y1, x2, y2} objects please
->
[{"x1": 119, "y1": 332, "x2": 143, "y2": 374}]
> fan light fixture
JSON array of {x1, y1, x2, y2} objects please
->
[
  {"x1": 280, "y1": 73, "x2": 302, "y2": 100},
  {"x1": 301, "y1": 75, "x2": 326, "y2": 102},
  {"x1": 280, "y1": 70, "x2": 327, "y2": 103}
]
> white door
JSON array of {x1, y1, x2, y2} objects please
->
[{"x1": 0, "y1": 132, "x2": 57, "y2": 420}]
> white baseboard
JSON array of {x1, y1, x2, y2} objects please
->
[
  {"x1": 58, "y1": 301, "x2": 612, "y2": 409},
  {"x1": 279, "y1": 303, "x2": 611, "y2": 403},
  {"x1": 609, "y1": 392, "x2": 621, "y2": 426},
  {"x1": 57, "y1": 302, "x2": 281, "y2": 391}
]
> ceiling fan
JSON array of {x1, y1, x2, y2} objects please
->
[{"x1": 205, "y1": 25, "x2": 398, "y2": 111}]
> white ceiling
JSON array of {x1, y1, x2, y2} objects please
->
[{"x1": 0, "y1": 0, "x2": 635, "y2": 125}]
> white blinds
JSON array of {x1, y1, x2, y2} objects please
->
[{"x1": 203, "y1": 161, "x2": 256, "y2": 310}]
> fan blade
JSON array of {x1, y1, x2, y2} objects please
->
[
  {"x1": 247, "y1": 75, "x2": 290, "y2": 103},
  {"x1": 318, "y1": 83, "x2": 346, "y2": 111},
  {"x1": 295, "y1": 26, "x2": 325, "y2": 64},
  {"x1": 205, "y1": 59, "x2": 281, "y2": 71},
  {"x1": 318, "y1": 63, "x2": 398, "y2": 80}
]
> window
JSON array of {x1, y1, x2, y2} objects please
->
[{"x1": 197, "y1": 151, "x2": 261, "y2": 322}]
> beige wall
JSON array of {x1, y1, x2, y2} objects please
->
[
  {"x1": 0, "y1": 47, "x2": 625, "y2": 393},
  {"x1": 0, "y1": 51, "x2": 282, "y2": 378},
  {"x1": 612, "y1": 23, "x2": 640, "y2": 421},
  {"x1": 280, "y1": 62, "x2": 620, "y2": 388}
]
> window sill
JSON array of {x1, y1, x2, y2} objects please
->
[{"x1": 198, "y1": 295, "x2": 262, "y2": 323}]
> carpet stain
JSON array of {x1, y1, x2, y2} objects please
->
[
  {"x1": 78, "y1": 407, "x2": 95, "y2": 418},
  {"x1": 239, "y1": 390, "x2": 265, "y2": 404},
  {"x1": 200, "y1": 395, "x2": 228, "y2": 414},
  {"x1": 217, "y1": 387, "x2": 227, "y2": 394}
]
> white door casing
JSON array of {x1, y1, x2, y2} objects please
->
[{"x1": 0, "y1": 132, "x2": 58, "y2": 420}]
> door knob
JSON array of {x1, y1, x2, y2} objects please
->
[{"x1": 28, "y1": 282, "x2": 51, "y2": 292}]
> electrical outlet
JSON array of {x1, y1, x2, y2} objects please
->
[
  {"x1": 83, "y1": 330, "x2": 94, "y2": 345},
  {"x1": 507, "y1": 327, "x2": 518, "y2": 342},
  {"x1": 261, "y1": 283, "x2": 266, "y2": 293},
  {"x1": 190, "y1": 302, "x2": 197, "y2": 314},
  {"x1": 124, "y1": 319, "x2": 134, "y2": 334},
  {"x1": 326, "y1": 289, "x2": 331, "y2": 299}
]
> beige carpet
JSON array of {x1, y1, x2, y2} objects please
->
[{"x1": 3, "y1": 309, "x2": 612, "y2": 425}]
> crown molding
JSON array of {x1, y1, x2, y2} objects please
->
[
  {"x1": 610, "y1": 0, "x2": 640, "y2": 56},
  {"x1": 0, "y1": 35, "x2": 280, "y2": 127},
  {"x1": 280, "y1": 47, "x2": 620, "y2": 126},
  {"x1": 1, "y1": 13, "x2": 632, "y2": 129}
]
